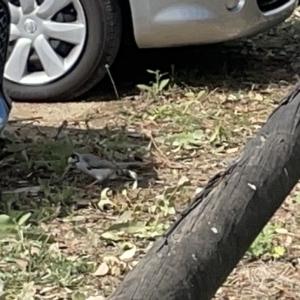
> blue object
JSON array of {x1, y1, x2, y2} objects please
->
[
  {"x1": 0, "y1": 94, "x2": 9, "y2": 133},
  {"x1": 0, "y1": 97, "x2": 7, "y2": 126},
  {"x1": 0, "y1": 0, "x2": 11, "y2": 133}
]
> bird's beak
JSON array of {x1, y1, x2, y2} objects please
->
[{"x1": 67, "y1": 157, "x2": 73, "y2": 164}]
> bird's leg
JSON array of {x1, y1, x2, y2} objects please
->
[
  {"x1": 84, "y1": 179, "x2": 99, "y2": 190},
  {"x1": 83, "y1": 175, "x2": 108, "y2": 190}
]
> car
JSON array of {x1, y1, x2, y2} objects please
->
[
  {"x1": 4, "y1": 0, "x2": 298, "y2": 102},
  {"x1": 0, "y1": 0, "x2": 12, "y2": 133}
]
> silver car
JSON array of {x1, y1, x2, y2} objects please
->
[{"x1": 5, "y1": 0, "x2": 298, "y2": 101}]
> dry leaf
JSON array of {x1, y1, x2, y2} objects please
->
[
  {"x1": 132, "y1": 180, "x2": 138, "y2": 190},
  {"x1": 0, "y1": 279, "x2": 4, "y2": 293},
  {"x1": 119, "y1": 245, "x2": 137, "y2": 261},
  {"x1": 285, "y1": 235, "x2": 293, "y2": 247},
  {"x1": 98, "y1": 199, "x2": 114, "y2": 211},
  {"x1": 116, "y1": 211, "x2": 132, "y2": 223},
  {"x1": 18, "y1": 281, "x2": 36, "y2": 299},
  {"x1": 275, "y1": 228, "x2": 288, "y2": 234},
  {"x1": 103, "y1": 255, "x2": 120, "y2": 264},
  {"x1": 14, "y1": 259, "x2": 28, "y2": 270},
  {"x1": 177, "y1": 175, "x2": 190, "y2": 187},
  {"x1": 111, "y1": 265, "x2": 122, "y2": 276},
  {"x1": 132, "y1": 260, "x2": 139, "y2": 267},
  {"x1": 93, "y1": 263, "x2": 109, "y2": 276},
  {"x1": 68, "y1": 255, "x2": 79, "y2": 262},
  {"x1": 30, "y1": 247, "x2": 40, "y2": 255},
  {"x1": 100, "y1": 231, "x2": 123, "y2": 242},
  {"x1": 39, "y1": 286, "x2": 57, "y2": 295},
  {"x1": 254, "y1": 93, "x2": 263, "y2": 101},
  {"x1": 87, "y1": 296, "x2": 106, "y2": 300},
  {"x1": 226, "y1": 147, "x2": 239, "y2": 154},
  {"x1": 49, "y1": 243, "x2": 61, "y2": 253}
]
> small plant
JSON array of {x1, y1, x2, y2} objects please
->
[
  {"x1": 137, "y1": 69, "x2": 170, "y2": 98},
  {"x1": 247, "y1": 223, "x2": 286, "y2": 260},
  {"x1": 209, "y1": 122, "x2": 229, "y2": 145}
]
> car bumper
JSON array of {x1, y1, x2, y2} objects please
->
[{"x1": 129, "y1": 0, "x2": 297, "y2": 48}]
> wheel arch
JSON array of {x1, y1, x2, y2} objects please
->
[{"x1": 116, "y1": 0, "x2": 135, "y2": 46}]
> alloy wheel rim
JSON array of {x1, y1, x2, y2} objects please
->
[{"x1": 5, "y1": 0, "x2": 87, "y2": 85}]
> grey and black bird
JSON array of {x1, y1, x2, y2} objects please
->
[{"x1": 67, "y1": 152, "x2": 142, "y2": 188}]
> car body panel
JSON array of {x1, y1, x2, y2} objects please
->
[
  {"x1": 0, "y1": 0, "x2": 11, "y2": 132},
  {"x1": 128, "y1": 0, "x2": 297, "y2": 48}
]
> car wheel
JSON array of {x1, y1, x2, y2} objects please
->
[{"x1": 5, "y1": 0, "x2": 122, "y2": 101}]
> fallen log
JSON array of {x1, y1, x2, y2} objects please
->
[{"x1": 109, "y1": 83, "x2": 300, "y2": 300}]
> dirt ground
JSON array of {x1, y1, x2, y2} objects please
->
[{"x1": 2, "y1": 7, "x2": 300, "y2": 300}]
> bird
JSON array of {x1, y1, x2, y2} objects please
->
[{"x1": 67, "y1": 152, "x2": 143, "y2": 189}]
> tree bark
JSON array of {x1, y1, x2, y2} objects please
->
[{"x1": 109, "y1": 83, "x2": 300, "y2": 300}]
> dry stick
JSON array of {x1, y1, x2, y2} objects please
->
[
  {"x1": 55, "y1": 163, "x2": 72, "y2": 183},
  {"x1": 105, "y1": 64, "x2": 119, "y2": 99},
  {"x1": 53, "y1": 120, "x2": 68, "y2": 140},
  {"x1": 8, "y1": 117, "x2": 43, "y2": 124},
  {"x1": 109, "y1": 82, "x2": 300, "y2": 300},
  {"x1": 8, "y1": 117, "x2": 44, "y2": 132},
  {"x1": 141, "y1": 127, "x2": 181, "y2": 169}
]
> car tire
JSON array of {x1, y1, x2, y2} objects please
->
[{"x1": 5, "y1": 0, "x2": 122, "y2": 101}]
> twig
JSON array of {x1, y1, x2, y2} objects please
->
[
  {"x1": 8, "y1": 117, "x2": 43, "y2": 124},
  {"x1": 141, "y1": 128, "x2": 181, "y2": 168},
  {"x1": 52, "y1": 164, "x2": 72, "y2": 184},
  {"x1": 126, "y1": 131, "x2": 151, "y2": 140},
  {"x1": 105, "y1": 64, "x2": 119, "y2": 99},
  {"x1": 53, "y1": 120, "x2": 68, "y2": 140}
]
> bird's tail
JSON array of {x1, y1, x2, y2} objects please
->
[
  {"x1": 116, "y1": 161, "x2": 148, "y2": 169},
  {"x1": 116, "y1": 168, "x2": 138, "y2": 181}
]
